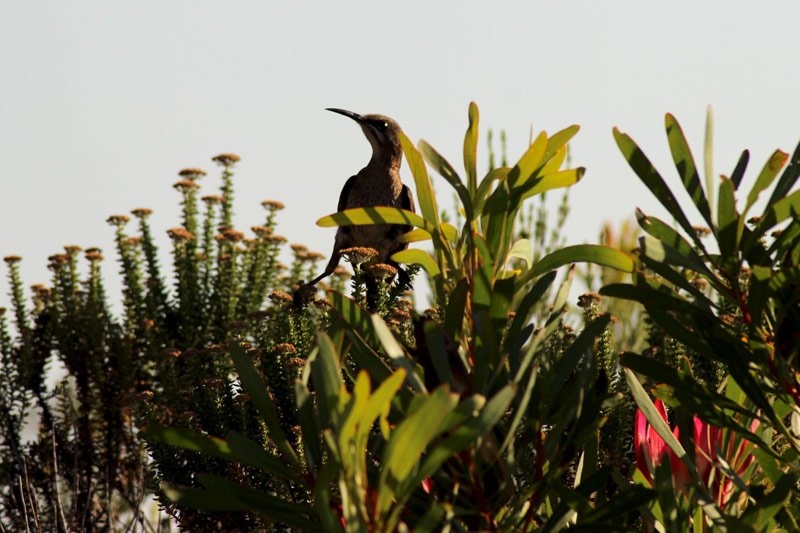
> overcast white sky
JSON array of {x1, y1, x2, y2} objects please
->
[{"x1": 2, "y1": 1, "x2": 799, "y2": 312}]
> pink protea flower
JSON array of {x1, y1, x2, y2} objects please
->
[{"x1": 635, "y1": 399, "x2": 757, "y2": 506}]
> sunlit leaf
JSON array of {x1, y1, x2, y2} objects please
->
[
  {"x1": 400, "y1": 131, "x2": 440, "y2": 228},
  {"x1": 464, "y1": 101, "x2": 479, "y2": 195},
  {"x1": 666, "y1": 113, "x2": 713, "y2": 227},
  {"x1": 317, "y1": 206, "x2": 430, "y2": 232},
  {"x1": 391, "y1": 248, "x2": 440, "y2": 277}
]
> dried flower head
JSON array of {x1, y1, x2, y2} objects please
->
[
  {"x1": 131, "y1": 207, "x2": 153, "y2": 218},
  {"x1": 251, "y1": 225, "x2": 273, "y2": 237},
  {"x1": 167, "y1": 228, "x2": 196, "y2": 241},
  {"x1": 48, "y1": 254, "x2": 69, "y2": 269},
  {"x1": 200, "y1": 377, "x2": 226, "y2": 390},
  {"x1": 391, "y1": 309, "x2": 411, "y2": 322},
  {"x1": 692, "y1": 226, "x2": 712, "y2": 238},
  {"x1": 125, "y1": 236, "x2": 144, "y2": 247},
  {"x1": 227, "y1": 321, "x2": 250, "y2": 333},
  {"x1": 276, "y1": 262, "x2": 289, "y2": 271},
  {"x1": 303, "y1": 251, "x2": 326, "y2": 262},
  {"x1": 3, "y1": 255, "x2": 21, "y2": 264},
  {"x1": 340, "y1": 247, "x2": 379, "y2": 267},
  {"x1": 131, "y1": 391, "x2": 155, "y2": 404},
  {"x1": 771, "y1": 229, "x2": 783, "y2": 238},
  {"x1": 286, "y1": 357, "x2": 306, "y2": 369},
  {"x1": 367, "y1": 263, "x2": 398, "y2": 281},
  {"x1": 291, "y1": 243, "x2": 308, "y2": 253},
  {"x1": 202, "y1": 194, "x2": 225, "y2": 204},
  {"x1": 236, "y1": 393, "x2": 251, "y2": 404},
  {"x1": 268, "y1": 290, "x2": 293, "y2": 305},
  {"x1": 161, "y1": 347, "x2": 182, "y2": 358},
  {"x1": 262, "y1": 200, "x2": 285, "y2": 211},
  {"x1": 313, "y1": 298, "x2": 333, "y2": 310},
  {"x1": 106, "y1": 215, "x2": 130, "y2": 226},
  {"x1": 178, "y1": 168, "x2": 207, "y2": 180},
  {"x1": 247, "y1": 310, "x2": 270, "y2": 321},
  {"x1": 577, "y1": 292, "x2": 602, "y2": 308},
  {"x1": 85, "y1": 251, "x2": 104, "y2": 262},
  {"x1": 746, "y1": 216, "x2": 761, "y2": 227},
  {"x1": 173, "y1": 179, "x2": 199, "y2": 192},
  {"x1": 220, "y1": 228, "x2": 245, "y2": 242},
  {"x1": 212, "y1": 153, "x2": 241, "y2": 166},
  {"x1": 423, "y1": 308, "x2": 440, "y2": 320},
  {"x1": 63, "y1": 245, "x2": 82, "y2": 255},
  {"x1": 691, "y1": 278, "x2": 709, "y2": 291},
  {"x1": 266, "y1": 234, "x2": 288, "y2": 244},
  {"x1": 274, "y1": 343, "x2": 297, "y2": 355},
  {"x1": 85, "y1": 247, "x2": 102, "y2": 254}
]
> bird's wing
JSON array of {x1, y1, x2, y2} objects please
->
[
  {"x1": 338, "y1": 176, "x2": 357, "y2": 212},
  {"x1": 400, "y1": 184, "x2": 416, "y2": 213}
]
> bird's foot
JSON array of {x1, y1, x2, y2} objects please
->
[{"x1": 293, "y1": 282, "x2": 317, "y2": 308}]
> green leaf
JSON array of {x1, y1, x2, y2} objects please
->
[
  {"x1": 730, "y1": 149, "x2": 750, "y2": 190},
  {"x1": 518, "y1": 167, "x2": 585, "y2": 201},
  {"x1": 398, "y1": 223, "x2": 458, "y2": 244},
  {"x1": 620, "y1": 354, "x2": 767, "y2": 447},
  {"x1": 665, "y1": 113, "x2": 713, "y2": 227},
  {"x1": 464, "y1": 101, "x2": 479, "y2": 195},
  {"x1": 421, "y1": 320, "x2": 455, "y2": 389},
  {"x1": 504, "y1": 270, "x2": 557, "y2": 354},
  {"x1": 766, "y1": 139, "x2": 800, "y2": 208},
  {"x1": 716, "y1": 176, "x2": 738, "y2": 257},
  {"x1": 639, "y1": 235, "x2": 710, "y2": 276},
  {"x1": 543, "y1": 124, "x2": 580, "y2": 162},
  {"x1": 614, "y1": 127, "x2": 702, "y2": 248},
  {"x1": 227, "y1": 431, "x2": 307, "y2": 485},
  {"x1": 506, "y1": 238, "x2": 533, "y2": 269},
  {"x1": 355, "y1": 368, "x2": 406, "y2": 447},
  {"x1": 294, "y1": 379, "x2": 322, "y2": 474},
  {"x1": 443, "y1": 278, "x2": 468, "y2": 341},
  {"x1": 520, "y1": 244, "x2": 634, "y2": 285},
  {"x1": 507, "y1": 131, "x2": 548, "y2": 189},
  {"x1": 329, "y1": 292, "x2": 380, "y2": 347},
  {"x1": 378, "y1": 386, "x2": 458, "y2": 512},
  {"x1": 744, "y1": 149, "x2": 789, "y2": 216},
  {"x1": 474, "y1": 166, "x2": 510, "y2": 214},
  {"x1": 317, "y1": 206, "x2": 431, "y2": 232},
  {"x1": 400, "y1": 130, "x2": 440, "y2": 228},
  {"x1": 420, "y1": 139, "x2": 473, "y2": 221},
  {"x1": 230, "y1": 343, "x2": 303, "y2": 472},
  {"x1": 371, "y1": 314, "x2": 426, "y2": 393},
  {"x1": 198, "y1": 474, "x2": 318, "y2": 528},
  {"x1": 312, "y1": 331, "x2": 345, "y2": 422},
  {"x1": 391, "y1": 248, "x2": 440, "y2": 277},
  {"x1": 756, "y1": 188, "x2": 800, "y2": 234},
  {"x1": 416, "y1": 384, "x2": 515, "y2": 482}
]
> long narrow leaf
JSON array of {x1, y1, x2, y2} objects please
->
[{"x1": 666, "y1": 113, "x2": 713, "y2": 227}]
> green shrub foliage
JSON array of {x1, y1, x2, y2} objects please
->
[{"x1": 1, "y1": 103, "x2": 799, "y2": 532}]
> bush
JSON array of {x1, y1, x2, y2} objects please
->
[{"x1": 1, "y1": 103, "x2": 798, "y2": 532}]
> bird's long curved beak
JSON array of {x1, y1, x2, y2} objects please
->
[{"x1": 326, "y1": 108, "x2": 364, "y2": 124}]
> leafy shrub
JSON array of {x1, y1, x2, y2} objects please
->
[{"x1": 1, "y1": 102, "x2": 798, "y2": 532}]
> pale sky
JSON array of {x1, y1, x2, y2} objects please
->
[{"x1": 2, "y1": 1, "x2": 799, "y2": 312}]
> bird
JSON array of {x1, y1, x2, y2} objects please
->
[{"x1": 294, "y1": 108, "x2": 416, "y2": 306}]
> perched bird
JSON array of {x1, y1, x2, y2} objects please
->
[{"x1": 294, "y1": 108, "x2": 416, "y2": 306}]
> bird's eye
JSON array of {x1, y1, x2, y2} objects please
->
[{"x1": 382, "y1": 122, "x2": 389, "y2": 129}]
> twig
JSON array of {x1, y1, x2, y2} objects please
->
[
  {"x1": 52, "y1": 428, "x2": 69, "y2": 532},
  {"x1": 22, "y1": 459, "x2": 42, "y2": 533},
  {"x1": 18, "y1": 476, "x2": 30, "y2": 533}
]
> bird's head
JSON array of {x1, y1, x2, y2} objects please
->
[{"x1": 326, "y1": 108, "x2": 403, "y2": 166}]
